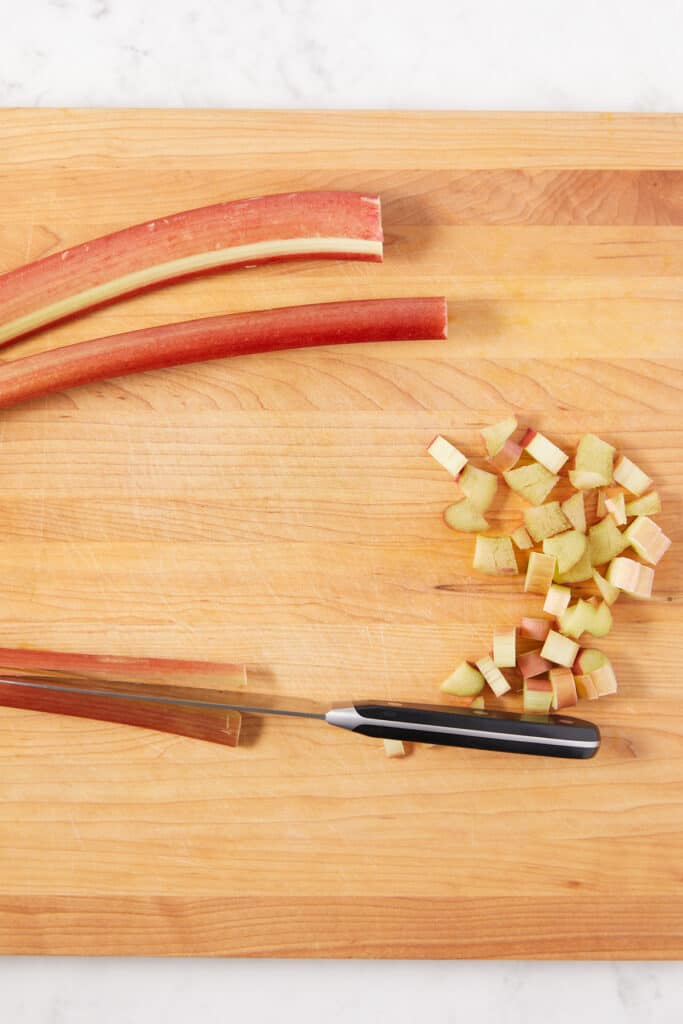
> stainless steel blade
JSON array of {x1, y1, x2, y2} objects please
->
[{"x1": 0, "y1": 673, "x2": 327, "y2": 720}]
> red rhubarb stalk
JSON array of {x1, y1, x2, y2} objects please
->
[
  {"x1": 0, "y1": 191, "x2": 383, "y2": 345},
  {"x1": 0, "y1": 297, "x2": 448, "y2": 409}
]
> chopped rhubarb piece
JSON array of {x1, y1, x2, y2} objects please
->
[
  {"x1": 428, "y1": 435, "x2": 468, "y2": 477},
  {"x1": 613, "y1": 455, "x2": 652, "y2": 496},
  {"x1": 543, "y1": 530, "x2": 587, "y2": 575},
  {"x1": 549, "y1": 667, "x2": 578, "y2": 710},
  {"x1": 504, "y1": 463, "x2": 559, "y2": 505},
  {"x1": 524, "y1": 501, "x2": 570, "y2": 542},
  {"x1": 569, "y1": 434, "x2": 615, "y2": 489},
  {"x1": 606, "y1": 556, "x2": 654, "y2": 598},
  {"x1": 473, "y1": 536, "x2": 518, "y2": 576},
  {"x1": 625, "y1": 492, "x2": 661, "y2": 518},
  {"x1": 561, "y1": 492, "x2": 586, "y2": 533},
  {"x1": 623, "y1": 516, "x2": 671, "y2": 565},
  {"x1": 596, "y1": 489, "x2": 609, "y2": 519},
  {"x1": 475, "y1": 655, "x2": 511, "y2": 697},
  {"x1": 524, "y1": 552, "x2": 556, "y2": 595},
  {"x1": 440, "y1": 661, "x2": 485, "y2": 697},
  {"x1": 0, "y1": 191, "x2": 384, "y2": 346},
  {"x1": 383, "y1": 738, "x2": 406, "y2": 758},
  {"x1": 481, "y1": 415, "x2": 517, "y2": 457},
  {"x1": 541, "y1": 630, "x2": 579, "y2": 668},
  {"x1": 488, "y1": 438, "x2": 523, "y2": 472},
  {"x1": 0, "y1": 297, "x2": 447, "y2": 411},
  {"x1": 511, "y1": 525, "x2": 533, "y2": 550},
  {"x1": 591, "y1": 662, "x2": 618, "y2": 696},
  {"x1": 519, "y1": 617, "x2": 552, "y2": 642},
  {"x1": 592, "y1": 568, "x2": 620, "y2": 606},
  {"x1": 470, "y1": 696, "x2": 485, "y2": 710},
  {"x1": 457, "y1": 463, "x2": 498, "y2": 512},
  {"x1": 575, "y1": 648, "x2": 608, "y2": 674},
  {"x1": 523, "y1": 676, "x2": 553, "y2": 714},
  {"x1": 605, "y1": 492, "x2": 627, "y2": 526},
  {"x1": 555, "y1": 547, "x2": 593, "y2": 583},
  {"x1": 443, "y1": 499, "x2": 489, "y2": 533},
  {"x1": 588, "y1": 516, "x2": 627, "y2": 566},
  {"x1": 517, "y1": 650, "x2": 552, "y2": 679},
  {"x1": 543, "y1": 584, "x2": 571, "y2": 617},
  {"x1": 559, "y1": 599, "x2": 612, "y2": 640},
  {"x1": 575, "y1": 674, "x2": 600, "y2": 700},
  {"x1": 493, "y1": 628, "x2": 517, "y2": 668},
  {"x1": 521, "y1": 430, "x2": 569, "y2": 474}
]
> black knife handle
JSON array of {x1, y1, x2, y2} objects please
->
[{"x1": 325, "y1": 701, "x2": 600, "y2": 759}]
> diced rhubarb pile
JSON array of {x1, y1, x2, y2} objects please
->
[{"x1": 430, "y1": 420, "x2": 672, "y2": 714}]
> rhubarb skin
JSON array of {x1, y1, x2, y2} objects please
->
[
  {"x1": 0, "y1": 297, "x2": 448, "y2": 411},
  {"x1": 0, "y1": 191, "x2": 384, "y2": 346}
]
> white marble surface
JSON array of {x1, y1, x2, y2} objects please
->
[{"x1": 1, "y1": 0, "x2": 682, "y2": 1020}]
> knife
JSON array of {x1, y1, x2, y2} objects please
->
[{"x1": 0, "y1": 672, "x2": 600, "y2": 758}]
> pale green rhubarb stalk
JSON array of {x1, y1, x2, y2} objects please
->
[
  {"x1": 0, "y1": 191, "x2": 384, "y2": 345},
  {"x1": 0, "y1": 297, "x2": 448, "y2": 409}
]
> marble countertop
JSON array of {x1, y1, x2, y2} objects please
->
[{"x1": 1, "y1": 1, "x2": 682, "y2": 1021}]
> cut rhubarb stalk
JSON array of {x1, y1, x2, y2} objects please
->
[
  {"x1": 623, "y1": 516, "x2": 671, "y2": 565},
  {"x1": 521, "y1": 429, "x2": 569, "y2": 474},
  {"x1": 0, "y1": 191, "x2": 384, "y2": 346},
  {"x1": 613, "y1": 455, "x2": 652, "y2": 496},
  {"x1": 592, "y1": 568, "x2": 620, "y2": 606},
  {"x1": 541, "y1": 630, "x2": 580, "y2": 669},
  {"x1": 475, "y1": 655, "x2": 511, "y2": 697},
  {"x1": 625, "y1": 492, "x2": 661, "y2": 518},
  {"x1": 470, "y1": 696, "x2": 485, "y2": 710},
  {"x1": 481, "y1": 415, "x2": 517, "y2": 457},
  {"x1": 493, "y1": 628, "x2": 517, "y2": 668},
  {"x1": 443, "y1": 499, "x2": 489, "y2": 533},
  {"x1": 383, "y1": 738, "x2": 406, "y2": 758},
  {"x1": 524, "y1": 552, "x2": 556, "y2": 595},
  {"x1": 504, "y1": 463, "x2": 559, "y2": 505},
  {"x1": 517, "y1": 650, "x2": 552, "y2": 679},
  {"x1": 591, "y1": 662, "x2": 618, "y2": 696},
  {"x1": 605, "y1": 492, "x2": 627, "y2": 526},
  {"x1": 574, "y1": 648, "x2": 608, "y2": 674},
  {"x1": 588, "y1": 516, "x2": 627, "y2": 566},
  {"x1": 558, "y1": 599, "x2": 612, "y2": 640},
  {"x1": 543, "y1": 530, "x2": 587, "y2": 575},
  {"x1": 519, "y1": 617, "x2": 552, "y2": 642},
  {"x1": 561, "y1": 492, "x2": 586, "y2": 533},
  {"x1": 0, "y1": 297, "x2": 448, "y2": 411},
  {"x1": 575, "y1": 674, "x2": 600, "y2": 700},
  {"x1": 440, "y1": 661, "x2": 485, "y2": 697},
  {"x1": 549, "y1": 667, "x2": 578, "y2": 710},
  {"x1": 457, "y1": 463, "x2": 498, "y2": 512},
  {"x1": 555, "y1": 547, "x2": 593, "y2": 583},
  {"x1": 488, "y1": 438, "x2": 523, "y2": 472},
  {"x1": 473, "y1": 536, "x2": 518, "y2": 575},
  {"x1": 569, "y1": 434, "x2": 615, "y2": 490},
  {"x1": 524, "y1": 501, "x2": 570, "y2": 542},
  {"x1": 523, "y1": 676, "x2": 553, "y2": 714},
  {"x1": 428, "y1": 435, "x2": 468, "y2": 477},
  {"x1": 607, "y1": 556, "x2": 654, "y2": 598},
  {"x1": 543, "y1": 583, "x2": 571, "y2": 617},
  {"x1": 511, "y1": 525, "x2": 533, "y2": 550}
]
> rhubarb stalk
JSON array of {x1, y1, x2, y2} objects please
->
[
  {"x1": 0, "y1": 297, "x2": 448, "y2": 410},
  {"x1": 0, "y1": 191, "x2": 384, "y2": 345}
]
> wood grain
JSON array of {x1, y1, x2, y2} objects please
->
[{"x1": 0, "y1": 110, "x2": 681, "y2": 958}]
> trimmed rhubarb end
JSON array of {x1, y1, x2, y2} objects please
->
[
  {"x1": 0, "y1": 297, "x2": 447, "y2": 411},
  {"x1": 0, "y1": 191, "x2": 384, "y2": 346}
]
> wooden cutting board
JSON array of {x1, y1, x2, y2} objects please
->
[{"x1": 0, "y1": 110, "x2": 681, "y2": 958}]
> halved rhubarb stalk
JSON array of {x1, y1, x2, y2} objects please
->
[
  {"x1": 0, "y1": 191, "x2": 384, "y2": 346},
  {"x1": 0, "y1": 297, "x2": 448, "y2": 410}
]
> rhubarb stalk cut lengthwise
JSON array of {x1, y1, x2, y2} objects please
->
[
  {"x1": 0, "y1": 297, "x2": 448, "y2": 410},
  {"x1": 0, "y1": 191, "x2": 384, "y2": 346}
]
